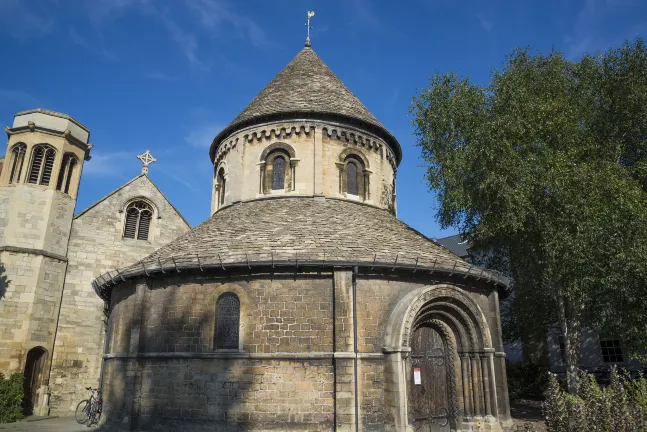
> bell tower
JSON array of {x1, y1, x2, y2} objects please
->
[{"x1": 0, "y1": 109, "x2": 91, "y2": 415}]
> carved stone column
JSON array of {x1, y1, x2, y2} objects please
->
[
  {"x1": 481, "y1": 354, "x2": 492, "y2": 418},
  {"x1": 471, "y1": 354, "x2": 482, "y2": 418},
  {"x1": 258, "y1": 162, "x2": 266, "y2": 194},
  {"x1": 460, "y1": 353, "x2": 473, "y2": 420}
]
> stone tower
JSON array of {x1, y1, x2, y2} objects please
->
[{"x1": 0, "y1": 109, "x2": 91, "y2": 415}]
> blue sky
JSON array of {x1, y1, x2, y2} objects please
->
[{"x1": 0, "y1": 0, "x2": 645, "y2": 239}]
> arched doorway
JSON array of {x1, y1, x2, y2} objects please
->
[
  {"x1": 384, "y1": 284, "x2": 504, "y2": 431},
  {"x1": 23, "y1": 347, "x2": 47, "y2": 415},
  {"x1": 408, "y1": 325, "x2": 452, "y2": 432}
]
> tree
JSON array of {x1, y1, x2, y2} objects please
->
[{"x1": 410, "y1": 39, "x2": 647, "y2": 392}]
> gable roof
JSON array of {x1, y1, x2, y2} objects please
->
[
  {"x1": 74, "y1": 174, "x2": 190, "y2": 228},
  {"x1": 209, "y1": 46, "x2": 402, "y2": 164}
]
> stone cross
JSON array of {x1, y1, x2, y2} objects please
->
[
  {"x1": 305, "y1": 10, "x2": 315, "y2": 47},
  {"x1": 137, "y1": 150, "x2": 157, "y2": 175}
]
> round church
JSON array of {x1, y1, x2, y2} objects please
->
[{"x1": 94, "y1": 42, "x2": 512, "y2": 432}]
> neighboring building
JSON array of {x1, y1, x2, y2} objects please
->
[
  {"x1": 0, "y1": 109, "x2": 190, "y2": 416},
  {"x1": 435, "y1": 234, "x2": 643, "y2": 374},
  {"x1": 93, "y1": 43, "x2": 512, "y2": 431}
]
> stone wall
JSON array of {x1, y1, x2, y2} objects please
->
[
  {"x1": 101, "y1": 270, "x2": 510, "y2": 430},
  {"x1": 0, "y1": 184, "x2": 76, "y2": 376},
  {"x1": 0, "y1": 252, "x2": 67, "y2": 374},
  {"x1": 48, "y1": 175, "x2": 190, "y2": 414},
  {"x1": 102, "y1": 357, "x2": 335, "y2": 431},
  {"x1": 212, "y1": 121, "x2": 397, "y2": 214}
]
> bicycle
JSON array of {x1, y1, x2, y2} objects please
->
[{"x1": 75, "y1": 387, "x2": 102, "y2": 427}]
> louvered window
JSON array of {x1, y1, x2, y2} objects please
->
[
  {"x1": 271, "y1": 156, "x2": 285, "y2": 190},
  {"x1": 123, "y1": 201, "x2": 153, "y2": 240},
  {"x1": 347, "y1": 161, "x2": 358, "y2": 195},
  {"x1": 28, "y1": 145, "x2": 56, "y2": 186},
  {"x1": 9, "y1": 143, "x2": 26, "y2": 184},
  {"x1": 56, "y1": 154, "x2": 78, "y2": 194},
  {"x1": 215, "y1": 293, "x2": 240, "y2": 349}
]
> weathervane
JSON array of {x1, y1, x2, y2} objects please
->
[
  {"x1": 137, "y1": 150, "x2": 157, "y2": 175},
  {"x1": 305, "y1": 10, "x2": 315, "y2": 47}
]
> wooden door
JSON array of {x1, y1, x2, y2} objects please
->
[
  {"x1": 408, "y1": 326, "x2": 451, "y2": 432},
  {"x1": 23, "y1": 348, "x2": 46, "y2": 415}
]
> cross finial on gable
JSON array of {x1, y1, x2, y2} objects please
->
[{"x1": 137, "y1": 150, "x2": 157, "y2": 175}]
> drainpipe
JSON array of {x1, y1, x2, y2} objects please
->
[{"x1": 352, "y1": 265, "x2": 359, "y2": 432}]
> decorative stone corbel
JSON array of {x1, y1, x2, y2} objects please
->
[{"x1": 28, "y1": 121, "x2": 35, "y2": 131}]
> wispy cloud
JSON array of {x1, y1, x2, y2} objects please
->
[
  {"x1": 0, "y1": 0, "x2": 54, "y2": 39},
  {"x1": 83, "y1": 151, "x2": 135, "y2": 176},
  {"x1": 185, "y1": 123, "x2": 224, "y2": 148},
  {"x1": 478, "y1": 15, "x2": 494, "y2": 33},
  {"x1": 69, "y1": 28, "x2": 88, "y2": 47},
  {"x1": 564, "y1": 0, "x2": 645, "y2": 59},
  {"x1": 185, "y1": 0, "x2": 270, "y2": 49},
  {"x1": 349, "y1": 0, "x2": 380, "y2": 29},
  {"x1": 0, "y1": 89, "x2": 43, "y2": 110},
  {"x1": 145, "y1": 71, "x2": 175, "y2": 81}
]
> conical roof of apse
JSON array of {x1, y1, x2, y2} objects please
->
[{"x1": 209, "y1": 46, "x2": 402, "y2": 164}]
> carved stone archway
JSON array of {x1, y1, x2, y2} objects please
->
[{"x1": 383, "y1": 284, "x2": 502, "y2": 432}]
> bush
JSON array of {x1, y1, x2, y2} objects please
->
[
  {"x1": 0, "y1": 373, "x2": 24, "y2": 423},
  {"x1": 507, "y1": 361, "x2": 549, "y2": 401},
  {"x1": 543, "y1": 367, "x2": 647, "y2": 431}
]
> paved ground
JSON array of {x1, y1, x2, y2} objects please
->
[
  {"x1": 0, "y1": 402, "x2": 548, "y2": 432},
  {"x1": 505, "y1": 399, "x2": 547, "y2": 432},
  {"x1": 0, "y1": 416, "x2": 102, "y2": 432}
]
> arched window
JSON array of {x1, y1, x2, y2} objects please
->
[
  {"x1": 123, "y1": 201, "x2": 153, "y2": 240},
  {"x1": 271, "y1": 155, "x2": 286, "y2": 190},
  {"x1": 8, "y1": 143, "x2": 26, "y2": 184},
  {"x1": 215, "y1": 293, "x2": 240, "y2": 349},
  {"x1": 217, "y1": 167, "x2": 226, "y2": 206},
  {"x1": 28, "y1": 145, "x2": 56, "y2": 186},
  {"x1": 340, "y1": 155, "x2": 367, "y2": 200},
  {"x1": 56, "y1": 153, "x2": 78, "y2": 194}
]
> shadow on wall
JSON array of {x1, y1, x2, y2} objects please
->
[
  {"x1": 103, "y1": 277, "x2": 249, "y2": 430},
  {"x1": 103, "y1": 275, "x2": 335, "y2": 431},
  {"x1": 0, "y1": 262, "x2": 10, "y2": 300}
]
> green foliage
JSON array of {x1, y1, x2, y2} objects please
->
[
  {"x1": 0, "y1": 373, "x2": 24, "y2": 424},
  {"x1": 506, "y1": 361, "x2": 549, "y2": 401},
  {"x1": 410, "y1": 39, "x2": 647, "y2": 364},
  {"x1": 543, "y1": 368, "x2": 647, "y2": 431}
]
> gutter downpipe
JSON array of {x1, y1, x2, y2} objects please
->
[{"x1": 353, "y1": 265, "x2": 359, "y2": 432}]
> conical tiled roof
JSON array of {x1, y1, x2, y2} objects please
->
[
  {"x1": 210, "y1": 46, "x2": 401, "y2": 163},
  {"x1": 93, "y1": 198, "x2": 508, "y2": 300}
]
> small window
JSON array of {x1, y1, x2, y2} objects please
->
[
  {"x1": 8, "y1": 143, "x2": 27, "y2": 184},
  {"x1": 123, "y1": 201, "x2": 153, "y2": 241},
  {"x1": 28, "y1": 145, "x2": 56, "y2": 186},
  {"x1": 56, "y1": 153, "x2": 78, "y2": 194},
  {"x1": 215, "y1": 293, "x2": 240, "y2": 349},
  {"x1": 217, "y1": 168, "x2": 226, "y2": 206},
  {"x1": 271, "y1": 156, "x2": 286, "y2": 190},
  {"x1": 600, "y1": 339, "x2": 624, "y2": 363}
]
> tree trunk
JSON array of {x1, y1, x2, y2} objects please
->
[{"x1": 557, "y1": 288, "x2": 580, "y2": 394}]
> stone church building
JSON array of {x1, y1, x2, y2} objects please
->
[
  {"x1": 0, "y1": 110, "x2": 190, "y2": 416},
  {"x1": 1, "y1": 41, "x2": 511, "y2": 431}
]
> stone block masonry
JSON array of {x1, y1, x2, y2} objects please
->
[{"x1": 48, "y1": 175, "x2": 190, "y2": 414}]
